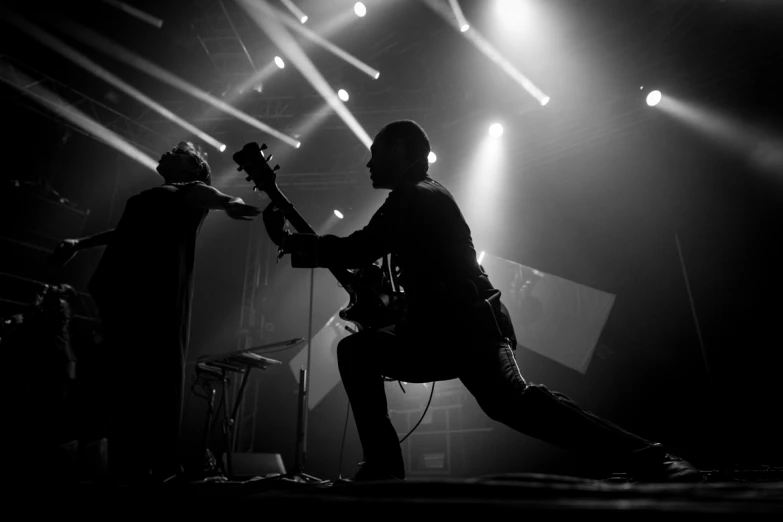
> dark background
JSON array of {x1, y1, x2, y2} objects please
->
[{"x1": 1, "y1": 0, "x2": 781, "y2": 479}]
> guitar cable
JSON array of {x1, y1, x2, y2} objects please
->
[
  {"x1": 337, "y1": 379, "x2": 436, "y2": 478},
  {"x1": 398, "y1": 381, "x2": 436, "y2": 444},
  {"x1": 337, "y1": 254, "x2": 436, "y2": 473}
]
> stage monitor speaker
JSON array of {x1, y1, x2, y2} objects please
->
[{"x1": 222, "y1": 452, "x2": 286, "y2": 478}]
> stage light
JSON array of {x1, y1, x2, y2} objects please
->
[
  {"x1": 541, "y1": 96, "x2": 550, "y2": 106},
  {"x1": 489, "y1": 123, "x2": 504, "y2": 137},
  {"x1": 9, "y1": 16, "x2": 226, "y2": 152},
  {"x1": 239, "y1": 0, "x2": 373, "y2": 149},
  {"x1": 422, "y1": 0, "x2": 549, "y2": 106},
  {"x1": 354, "y1": 2, "x2": 366, "y2": 17},
  {"x1": 101, "y1": 0, "x2": 163, "y2": 29},
  {"x1": 337, "y1": 88, "x2": 349, "y2": 102},
  {"x1": 448, "y1": 0, "x2": 470, "y2": 33},
  {"x1": 428, "y1": 151, "x2": 437, "y2": 163},
  {"x1": 1, "y1": 63, "x2": 158, "y2": 172},
  {"x1": 334, "y1": 210, "x2": 344, "y2": 219},
  {"x1": 478, "y1": 251, "x2": 485, "y2": 264},
  {"x1": 646, "y1": 90, "x2": 662, "y2": 107},
  {"x1": 280, "y1": 0, "x2": 308, "y2": 25},
  {"x1": 274, "y1": 56, "x2": 285, "y2": 69},
  {"x1": 277, "y1": 12, "x2": 381, "y2": 80}
]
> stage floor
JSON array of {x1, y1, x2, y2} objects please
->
[{"x1": 14, "y1": 470, "x2": 783, "y2": 519}]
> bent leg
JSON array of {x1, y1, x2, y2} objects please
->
[{"x1": 337, "y1": 327, "x2": 459, "y2": 478}]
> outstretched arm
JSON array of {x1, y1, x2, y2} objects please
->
[
  {"x1": 74, "y1": 229, "x2": 115, "y2": 249},
  {"x1": 183, "y1": 183, "x2": 261, "y2": 220},
  {"x1": 264, "y1": 189, "x2": 402, "y2": 269},
  {"x1": 49, "y1": 229, "x2": 115, "y2": 269}
]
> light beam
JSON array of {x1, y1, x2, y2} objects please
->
[
  {"x1": 9, "y1": 15, "x2": 225, "y2": 152},
  {"x1": 0, "y1": 58, "x2": 158, "y2": 172},
  {"x1": 101, "y1": 0, "x2": 163, "y2": 29},
  {"x1": 421, "y1": 0, "x2": 549, "y2": 106},
  {"x1": 238, "y1": 0, "x2": 373, "y2": 149},
  {"x1": 277, "y1": 8, "x2": 381, "y2": 80},
  {"x1": 448, "y1": 0, "x2": 469, "y2": 33},
  {"x1": 280, "y1": 0, "x2": 308, "y2": 24},
  {"x1": 53, "y1": 17, "x2": 300, "y2": 148}
]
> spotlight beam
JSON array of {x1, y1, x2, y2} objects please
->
[
  {"x1": 421, "y1": 0, "x2": 549, "y2": 106},
  {"x1": 448, "y1": 0, "x2": 469, "y2": 31},
  {"x1": 9, "y1": 15, "x2": 225, "y2": 152},
  {"x1": 100, "y1": 0, "x2": 163, "y2": 29},
  {"x1": 52, "y1": 17, "x2": 300, "y2": 148},
  {"x1": 238, "y1": 0, "x2": 373, "y2": 149},
  {"x1": 275, "y1": 6, "x2": 380, "y2": 80},
  {"x1": 280, "y1": 0, "x2": 308, "y2": 23},
  {"x1": 0, "y1": 58, "x2": 158, "y2": 172}
]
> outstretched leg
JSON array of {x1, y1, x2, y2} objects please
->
[{"x1": 458, "y1": 338, "x2": 701, "y2": 480}]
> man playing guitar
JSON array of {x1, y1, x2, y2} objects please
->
[{"x1": 249, "y1": 120, "x2": 702, "y2": 483}]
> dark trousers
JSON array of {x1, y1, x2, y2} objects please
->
[
  {"x1": 100, "y1": 310, "x2": 185, "y2": 483},
  {"x1": 337, "y1": 308, "x2": 657, "y2": 478}
]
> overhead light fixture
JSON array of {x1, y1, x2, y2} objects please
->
[{"x1": 489, "y1": 123, "x2": 504, "y2": 137}]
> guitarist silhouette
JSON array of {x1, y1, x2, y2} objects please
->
[{"x1": 236, "y1": 120, "x2": 702, "y2": 484}]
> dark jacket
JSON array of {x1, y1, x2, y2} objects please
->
[{"x1": 286, "y1": 176, "x2": 517, "y2": 345}]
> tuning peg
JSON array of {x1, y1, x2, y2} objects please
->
[
  {"x1": 265, "y1": 154, "x2": 274, "y2": 163},
  {"x1": 245, "y1": 175, "x2": 252, "y2": 182},
  {"x1": 260, "y1": 143, "x2": 268, "y2": 151},
  {"x1": 236, "y1": 166, "x2": 244, "y2": 172},
  {"x1": 273, "y1": 165, "x2": 280, "y2": 172}
]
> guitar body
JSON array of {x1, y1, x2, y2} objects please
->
[
  {"x1": 233, "y1": 142, "x2": 406, "y2": 333},
  {"x1": 339, "y1": 263, "x2": 406, "y2": 331}
]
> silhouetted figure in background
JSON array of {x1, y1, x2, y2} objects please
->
[
  {"x1": 5, "y1": 283, "x2": 78, "y2": 480},
  {"x1": 263, "y1": 120, "x2": 702, "y2": 482},
  {"x1": 51, "y1": 141, "x2": 260, "y2": 484}
]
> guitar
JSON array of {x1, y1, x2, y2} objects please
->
[{"x1": 232, "y1": 142, "x2": 405, "y2": 332}]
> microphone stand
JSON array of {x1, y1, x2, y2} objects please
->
[{"x1": 287, "y1": 267, "x2": 322, "y2": 483}]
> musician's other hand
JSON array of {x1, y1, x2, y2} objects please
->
[
  {"x1": 49, "y1": 239, "x2": 79, "y2": 269},
  {"x1": 226, "y1": 199, "x2": 261, "y2": 221},
  {"x1": 263, "y1": 202, "x2": 287, "y2": 246}
]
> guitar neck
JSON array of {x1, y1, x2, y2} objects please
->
[
  {"x1": 266, "y1": 184, "x2": 316, "y2": 234},
  {"x1": 265, "y1": 183, "x2": 354, "y2": 288}
]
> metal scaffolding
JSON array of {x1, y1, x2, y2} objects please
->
[
  {"x1": 0, "y1": 54, "x2": 167, "y2": 158},
  {"x1": 231, "y1": 219, "x2": 276, "y2": 453},
  {"x1": 193, "y1": 0, "x2": 259, "y2": 79}
]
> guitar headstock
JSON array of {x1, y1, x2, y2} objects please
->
[{"x1": 232, "y1": 142, "x2": 280, "y2": 194}]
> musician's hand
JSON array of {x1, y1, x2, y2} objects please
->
[
  {"x1": 225, "y1": 198, "x2": 261, "y2": 221},
  {"x1": 49, "y1": 239, "x2": 80, "y2": 269},
  {"x1": 263, "y1": 202, "x2": 287, "y2": 246}
]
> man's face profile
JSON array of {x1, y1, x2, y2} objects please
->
[{"x1": 366, "y1": 132, "x2": 407, "y2": 190}]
